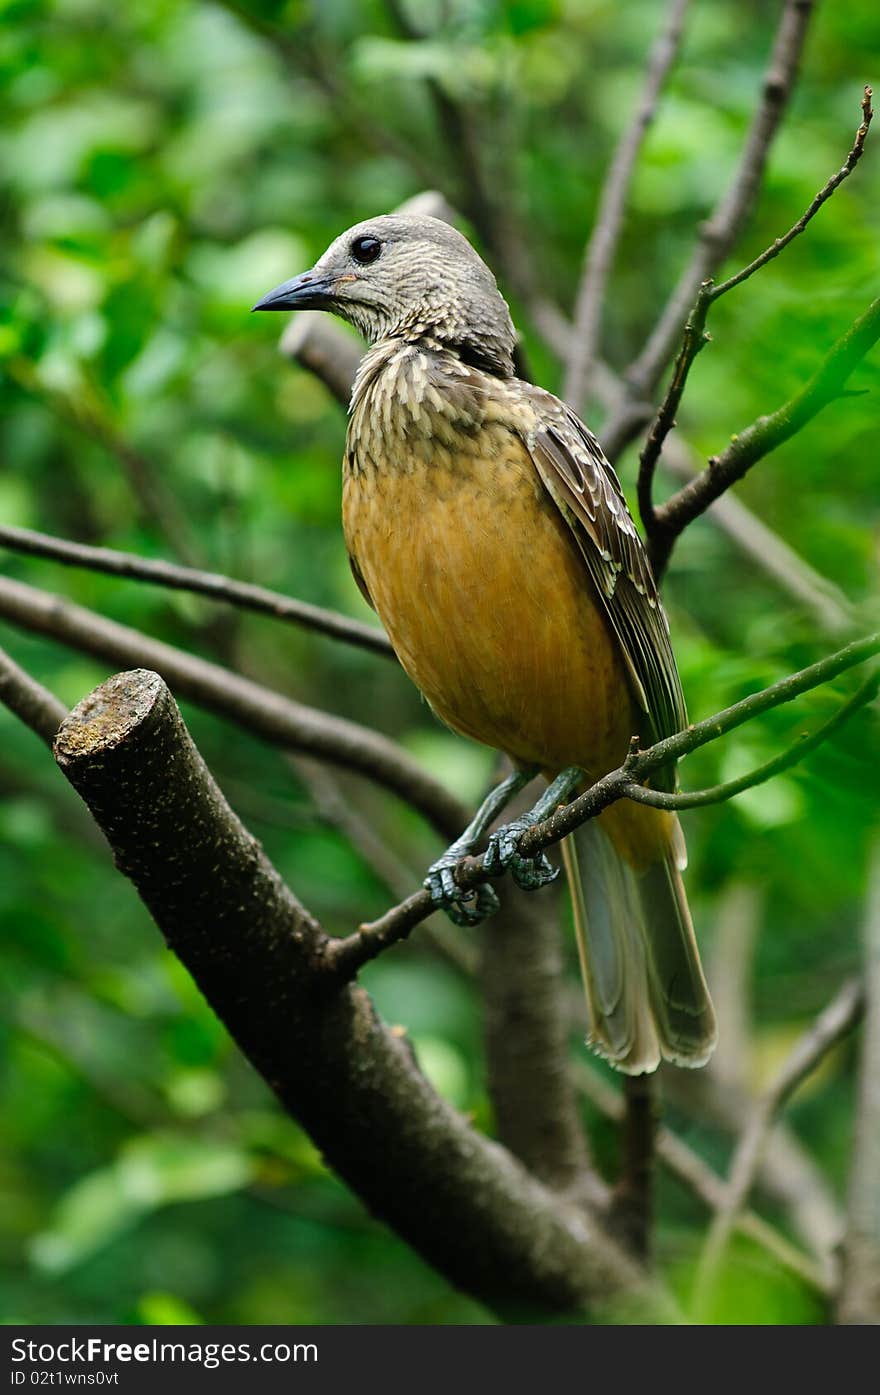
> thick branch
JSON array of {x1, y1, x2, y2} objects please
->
[
  {"x1": 564, "y1": 0, "x2": 691, "y2": 408},
  {"x1": 479, "y1": 880, "x2": 595, "y2": 1194},
  {"x1": 0, "y1": 575, "x2": 467, "y2": 840},
  {"x1": 0, "y1": 523, "x2": 394, "y2": 660},
  {"x1": 51, "y1": 668, "x2": 667, "y2": 1320},
  {"x1": 694, "y1": 978, "x2": 863, "y2": 1309},
  {"x1": 837, "y1": 843, "x2": 880, "y2": 1323},
  {"x1": 609, "y1": 1074, "x2": 658, "y2": 1261}
]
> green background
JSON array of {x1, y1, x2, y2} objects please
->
[{"x1": 1, "y1": 0, "x2": 878, "y2": 1325}]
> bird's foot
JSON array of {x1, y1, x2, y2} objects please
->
[
  {"x1": 482, "y1": 815, "x2": 559, "y2": 891},
  {"x1": 424, "y1": 848, "x2": 500, "y2": 927}
]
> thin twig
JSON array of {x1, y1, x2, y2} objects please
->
[
  {"x1": 637, "y1": 86, "x2": 874, "y2": 559},
  {"x1": 663, "y1": 1061, "x2": 843, "y2": 1287},
  {"x1": 694, "y1": 978, "x2": 864, "y2": 1310},
  {"x1": 647, "y1": 295, "x2": 880, "y2": 576},
  {"x1": 564, "y1": 0, "x2": 691, "y2": 409},
  {"x1": 324, "y1": 630, "x2": 880, "y2": 976},
  {"x1": 623, "y1": 670, "x2": 880, "y2": 810},
  {"x1": 0, "y1": 522, "x2": 395, "y2": 660},
  {"x1": 622, "y1": 0, "x2": 817, "y2": 404},
  {"x1": 712, "y1": 84, "x2": 873, "y2": 300}
]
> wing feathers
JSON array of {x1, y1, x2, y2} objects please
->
[{"x1": 520, "y1": 389, "x2": 687, "y2": 782}]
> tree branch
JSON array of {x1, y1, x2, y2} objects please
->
[
  {"x1": 325, "y1": 631, "x2": 880, "y2": 976},
  {"x1": 711, "y1": 84, "x2": 873, "y2": 301},
  {"x1": 646, "y1": 295, "x2": 880, "y2": 576},
  {"x1": 693, "y1": 978, "x2": 863, "y2": 1311},
  {"x1": 0, "y1": 575, "x2": 468, "y2": 840},
  {"x1": 620, "y1": 0, "x2": 817, "y2": 407},
  {"x1": 50, "y1": 667, "x2": 670, "y2": 1321},
  {"x1": 621, "y1": 670, "x2": 880, "y2": 810},
  {"x1": 575, "y1": 1063, "x2": 830, "y2": 1295},
  {"x1": 837, "y1": 840, "x2": 880, "y2": 1323},
  {"x1": 479, "y1": 879, "x2": 596, "y2": 1195},
  {"x1": 609, "y1": 1074, "x2": 659, "y2": 1261},
  {"x1": 564, "y1": 0, "x2": 691, "y2": 409},
  {"x1": 0, "y1": 643, "x2": 67, "y2": 746},
  {"x1": 636, "y1": 86, "x2": 874, "y2": 571},
  {"x1": 0, "y1": 522, "x2": 394, "y2": 660}
]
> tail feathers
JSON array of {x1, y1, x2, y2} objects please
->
[{"x1": 563, "y1": 819, "x2": 717, "y2": 1074}]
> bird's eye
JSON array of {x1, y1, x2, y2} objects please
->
[{"x1": 350, "y1": 235, "x2": 383, "y2": 265}]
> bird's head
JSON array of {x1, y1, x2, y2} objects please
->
[{"x1": 253, "y1": 213, "x2": 517, "y2": 377}]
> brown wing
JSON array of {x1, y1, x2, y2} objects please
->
[{"x1": 519, "y1": 388, "x2": 686, "y2": 788}]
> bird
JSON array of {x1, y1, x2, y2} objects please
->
[{"x1": 254, "y1": 213, "x2": 717, "y2": 1074}]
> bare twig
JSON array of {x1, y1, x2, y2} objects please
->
[
  {"x1": 837, "y1": 841, "x2": 880, "y2": 1323},
  {"x1": 0, "y1": 522, "x2": 394, "y2": 660},
  {"x1": 0, "y1": 575, "x2": 468, "y2": 839},
  {"x1": 646, "y1": 295, "x2": 880, "y2": 577},
  {"x1": 694, "y1": 978, "x2": 863, "y2": 1310},
  {"x1": 564, "y1": 0, "x2": 691, "y2": 408},
  {"x1": 325, "y1": 630, "x2": 880, "y2": 976},
  {"x1": 0, "y1": 644, "x2": 67, "y2": 745},
  {"x1": 575, "y1": 1064, "x2": 829, "y2": 1295},
  {"x1": 712, "y1": 84, "x2": 873, "y2": 301},
  {"x1": 50, "y1": 667, "x2": 668, "y2": 1321},
  {"x1": 637, "y1": 87, "x2": 874, "y2": 565},
  {"x1": 621, "y1": 0, "x2": 817, "y2": 406}
]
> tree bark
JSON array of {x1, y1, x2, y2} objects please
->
[{"x1": 53, "y1": 668, "x2": 671, "y2": 1322}]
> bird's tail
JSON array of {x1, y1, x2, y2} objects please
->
[{"x1": 561, "y1": 805, "x2": 716, "y2": 1074}]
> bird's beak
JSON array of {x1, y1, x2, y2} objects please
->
[{"x1": 251, "y1": 270, "x2": 334, "y2": 313}]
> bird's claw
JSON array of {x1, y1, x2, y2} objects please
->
[
  {"x1": 424, "y1": 853, "x2": 500, "y2": 926},
  {"x1": 482, "y1": 817, "x2": 559, "y2": 891}
]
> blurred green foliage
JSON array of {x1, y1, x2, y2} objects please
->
[{"x1": 1, "y1": 0, "x2": 878, "y2": 1326}]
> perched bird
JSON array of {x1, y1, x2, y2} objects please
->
[{"x1": 254, "y1": 214, "x2": 716, "y2": 1073}]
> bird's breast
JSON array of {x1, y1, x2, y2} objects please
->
[{"x1": 342, "y1": 403, "x2": 637, "y2": 778}]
